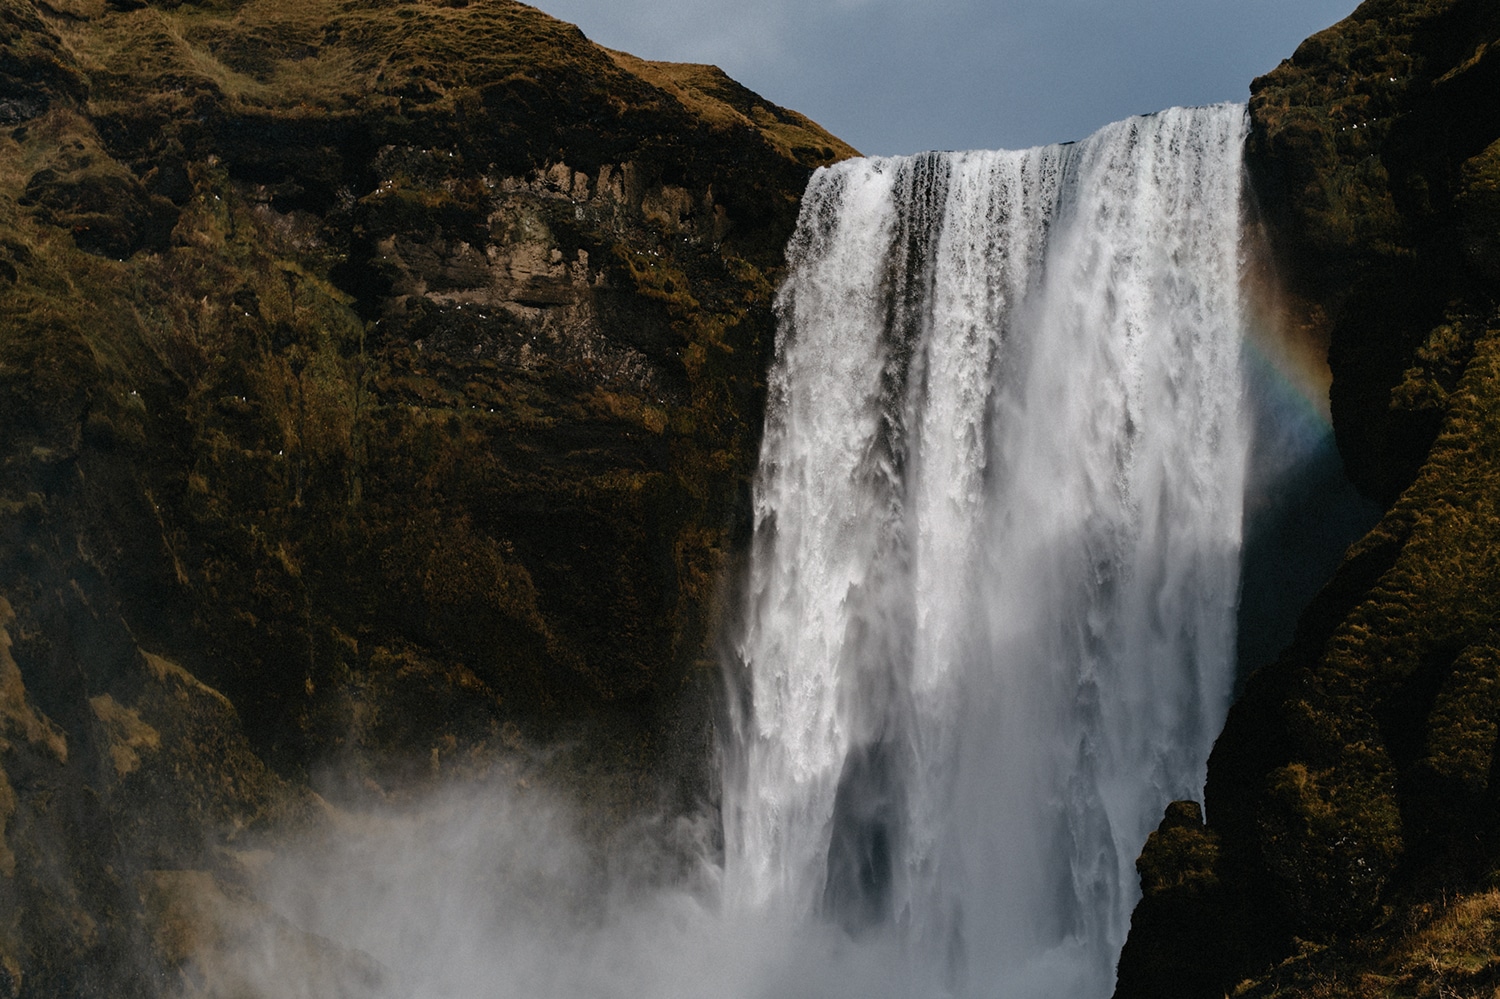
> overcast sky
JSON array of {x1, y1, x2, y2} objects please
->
[{"x1": 526, "y1": 0, "x2": 1361, "y2": 155}]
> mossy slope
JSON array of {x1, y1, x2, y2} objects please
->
[
  {"x1": 0, "y1": 0, "x2": 853, "y2": 993},
  {"x1": 1116, "y1": 2, "x2": 1500, "y2": 995}
]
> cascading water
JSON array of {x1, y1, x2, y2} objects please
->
[
  {"x1": 190, "y1": 102, "x2": 1307, "y2": 999},
  {"x1": 723, "y1": 103, "x2": 1253, "y2": 998}
]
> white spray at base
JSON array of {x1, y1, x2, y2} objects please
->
[
  {"x1": 722, "y1": 103, "x2": 1252, "y2": 997},
  {"x1": 180, "y1": 105, "x2": 1253, "y2": 999}
]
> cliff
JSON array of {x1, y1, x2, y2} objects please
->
[
  {"x1": 1116, "y1": 1, "x2": 1500, "y2": 995},
  {"x1": 0, "y1": 0, "x2": 853, "y2": 993}
]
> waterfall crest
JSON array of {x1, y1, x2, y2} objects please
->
[{"x1": 723, "y1": 103, "x2": 1252, "y2": 998}]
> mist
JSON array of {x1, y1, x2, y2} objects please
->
[{"x1": 160, "y1": 775, "x2": 936, "y2": 999}]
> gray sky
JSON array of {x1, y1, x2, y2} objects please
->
[{"x1": 526, "y1": 0, "x2": 1360, "y2": 155}]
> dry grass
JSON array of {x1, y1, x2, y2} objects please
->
[
  {"x1": 607, "y1": 49, "x2": 859, "y2": 163},
  {"x1": 37, "y1": 0, "x2": 850, "y2": 166},
  {"x1": 1399, "y1": 890, "x2": 1500, "y2": 985}
]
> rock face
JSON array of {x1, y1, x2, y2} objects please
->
[
  {"x1": 0, "y1": 0, "x2": 853, "y2": 993},
  {"x1": 1115, "y1": 1, "x2": 1500, "y2": 995}
]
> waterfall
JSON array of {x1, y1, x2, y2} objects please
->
[{"x1": 723, "y1": 103, "x2": 1252, "y2": 998}]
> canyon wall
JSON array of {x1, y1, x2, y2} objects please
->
[{"x1": 0, "y1": 0, "x2": 852, "y2": 993}]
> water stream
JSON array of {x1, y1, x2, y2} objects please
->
[{"x1": 723, "y1": 103, "x2": 1252, "y2": 998}]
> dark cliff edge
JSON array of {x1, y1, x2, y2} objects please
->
[
  {"x1": 0, "y1": 0, "x2": 854, "y2": 993},
  {"x1": 1116, "y1": 1, "x2": 1500, "y2": 996}
]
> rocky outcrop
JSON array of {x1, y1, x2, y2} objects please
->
[
  {"x1": 0, "y1": 0, "x2": 853, "y2": 993},
  {"x1": 1116, "y1": 1, "x2": 1500, "y2": 995}
]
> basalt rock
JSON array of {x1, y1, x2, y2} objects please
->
[{"x1": 0, "y1": 0, "x2": 854, "y2": 993}]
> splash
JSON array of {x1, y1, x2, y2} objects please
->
[{"x1": 723, "y1": 103, "x2": 1253, "y2": 997}]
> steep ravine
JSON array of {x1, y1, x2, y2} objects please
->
[
  {"x1": 0, "y1": 0, "x2": 852, "y2": 993},
  {"x1": 1116, "y1": 0, "x2": 1500, "y2": 995}
]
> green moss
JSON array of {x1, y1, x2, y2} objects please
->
[
  {"x1": 1260, "y1": 761, "x2": 1403, "y2": 931},
  {"x1": 613, "y1": 245, "x2": 701, "y2": 314},
  {"x1": 1417, "y1": 643, "x2": 1500, "y2": 798}
]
